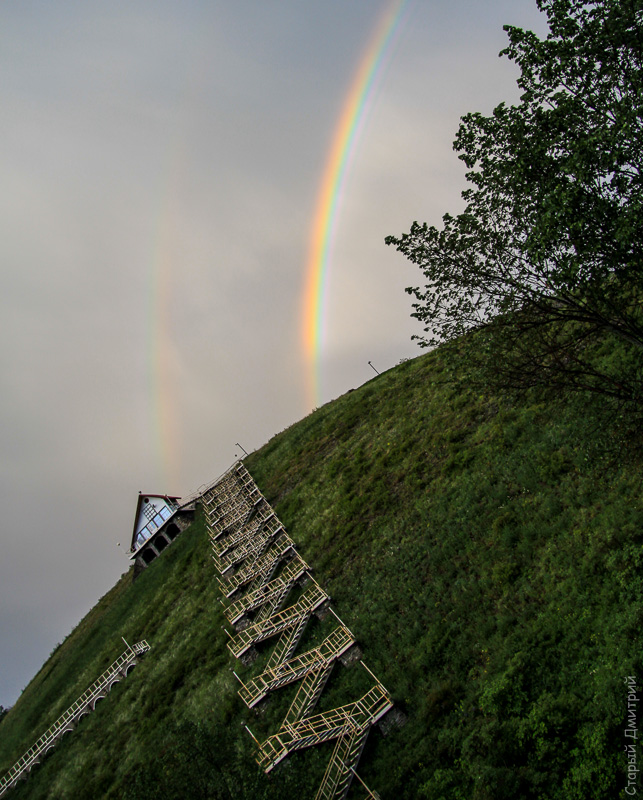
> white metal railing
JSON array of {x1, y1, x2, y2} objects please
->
[
  {"x1": 179, "y1": 459, "x2": 244, "y2": 508},
  {"x1": 0, "y1": 641, "x2": 150, "y2": 796}
]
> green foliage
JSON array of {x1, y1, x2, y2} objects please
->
[
  {"x1": 246, "y1": 348, "x2": 640, "y2": 799},
  {"x1": 387, "y1": 0, "x2": 643, "y2": 406},
  {"x1": 0, "y1": 343, "x2": 641, "y2": 798}
]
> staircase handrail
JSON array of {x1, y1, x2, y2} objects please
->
[{"x1": 0, "y1": 641, "x2": 149, "y2": 794}]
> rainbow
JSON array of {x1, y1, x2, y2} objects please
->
[
  {"x1": 301, "y1": 0, "x2": 411, "y2": 410},
  {"x1": 146, "y1": 55, "x2": 206, "y2": 493},
  {"x1": 147, "y1": 140, "x2": 185, "y2": 493}
]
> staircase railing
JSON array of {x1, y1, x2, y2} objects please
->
[
  {"x1": 0, "y1": 641, "x2": 150, "y2": 797},
  {"x1": 200, "y1": 462, "x2": 394, "y2": 799}
]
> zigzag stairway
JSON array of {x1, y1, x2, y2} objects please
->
[{"x1": 201, "y1": 461, "x2": 395, "y2": 800}]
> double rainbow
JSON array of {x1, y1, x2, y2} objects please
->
[
  {"x1": 301, "y1": 0, "x2": 411, "y2": 409},
  {"x1": 147, "y1": 3, "x2": 410, "y2": 489}
]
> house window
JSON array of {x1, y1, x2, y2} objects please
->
[{"x1": 136, "y1": 531, "x2": 149, "y2": 548}]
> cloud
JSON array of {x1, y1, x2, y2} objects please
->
[{"x1": 0, "y1": 0, "x2": 547, "y2": 706}]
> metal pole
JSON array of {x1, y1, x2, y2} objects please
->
[
  {"x1": 350, "y1": 767, "x2": 380, "y2": 798},
  {"x1": 329, "y1": 606, "x2": 348, "y2": 629},
  {"x1": 359, "y1": 659, "x2": 385, "y2": 689},
  {"x1": 244, "y1": 724, "x2": 261, "y2": 746}
]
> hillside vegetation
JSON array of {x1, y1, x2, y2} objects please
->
[{"x1": 0, "y1": 339, "x2": 640, "y2": 800}]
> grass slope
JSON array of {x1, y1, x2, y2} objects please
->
[{"x1": 0, "y1": 343, "x2": 641, "y2": 800}]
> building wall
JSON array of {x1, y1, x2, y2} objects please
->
[
  {"x1": 133, "y1": 508, "x2": 195, "y2": 575},
  {"x1": 133, "y1": 497, "x2": 178, "y2": 551}
]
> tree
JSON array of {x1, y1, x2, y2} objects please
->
[{"x1": 387, "y1": 0, "x2": 643, "y2": 405}]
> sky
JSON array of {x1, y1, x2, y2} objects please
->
[{"x1": 0, "y1": 0, "x2": 548, "y2": 709}]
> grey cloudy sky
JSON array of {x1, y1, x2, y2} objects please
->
[{"x1": 0, "y1": 0, "x2": 547, "y2": 708}]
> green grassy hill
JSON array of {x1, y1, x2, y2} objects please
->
[{"x1": 0, "y1": 341, "x2": 640, "y2": 800}]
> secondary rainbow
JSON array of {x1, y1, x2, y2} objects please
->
[
  {"x1": 147, "y1": 136, "x2": 185, "y2": 493},
  {"x1": 146, "y1": 53, "x2": 207, "y2": 493},
  {"x1": 302, "y1": 0, "x2": 411, "y2": 409}
]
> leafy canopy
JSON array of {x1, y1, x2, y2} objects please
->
[{"x1": 387, "y1": 0, "x2": 643, "y2": 401}]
